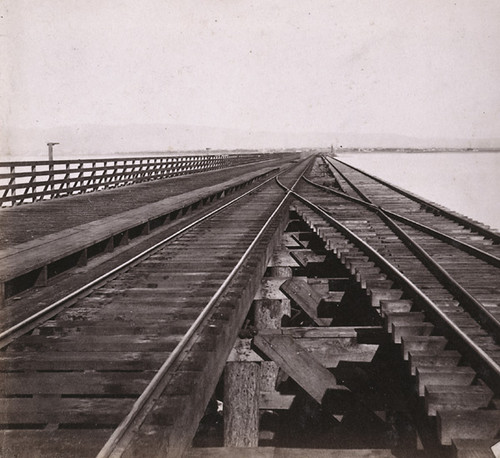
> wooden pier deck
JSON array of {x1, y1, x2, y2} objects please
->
[{"x1": 0, "y1": 152, "x2": 499, "y2": 458}]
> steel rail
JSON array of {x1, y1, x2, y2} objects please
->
[
  {"x1": 0, "y1": 165, "x2": 289, "y2": 349},
  {"x1": 325, "y1": 155, "x2": 500, "y2": 244},
  {"x1": 301, "y1": 174, "x2": 500, "y2": 341},
  {"x1": 303, "y1": 175, "x2": 500, "y2": 268},
  {"x1": 322, "y1": 156, "x2": 372, "y2": 203},
  {"x1": 304, "y1": 162, "x2": 500, "y2": 336},
  {"x1": 96, "y1": 157, "x2": 314, "y2": 458},
  {"x1": 376, "y1": 210, "x2": 500, "y2": 340},
  {"x1": 277, "y1": 178, "x2": 500, "y2": 392}
]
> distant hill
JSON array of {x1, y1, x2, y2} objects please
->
[{"x1": 2, "y1": 124, "x2": 499, "y2": 161}]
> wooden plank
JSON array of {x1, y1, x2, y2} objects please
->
[
  {"x1": 0, "y1": 397, "x2": 133, "y2": 424},
  {"x1": 259, "y1": 392, "x2": 296, "y2": 410},
  {"x1": 0, "y1": 351, "x2": 169, "y2": 371},
  {"x1": 270, "y1": 326, "x2": 383, "y2": 338},
  {"x1": 267, "y1": 250, "x2": 300, "y2": 267},
  {"x1": 290, "y1": 250, "x2": 326, "y2": 267},
  {"x1": 38, "y1": 318, "x2": 194, "y2": 333},
  {"x1": 281, "y1": 233, "x2": 304, "y2": 248},
  {"x1": 416, "y1": 367, "x2": 476, "y2": 397},
  {"x1": 0, "y1": 166, "x2": 278, "y2": 282},
  {"x1": 274, "y1": 449, "x2": 397, "y2": 457},
  {"x1": 0, "y1": 371, "x2": 154, "y2": 395},
  {"x1": 425, "y1": 385, "x2": 493, "y2": 416},
  {"x1": 452, "y1": 439, "x2": 499, "y2": 458},
  {"x1": 0, "y1": 430, "x2": 112, "y2": 458},
  {"x1": 184, "y1": 447, "x2": 397, "y2": 457},
  {"x1": 253, "y1": 333, "x2": 346, "y2": 405},
  {"x1": 279, "y1": 277, "x2": 330, "y2": 326},
  {"x1": 186, "y1": 448, "x2": 275, "y2": 458},
  {"x1": 293, "y1": 337, "x2": 377, "y2": 367},
  {"x1": 6, "y1": 334, "x2": 182, "y2": 352},
  {"x1": 437, "y1": 410, "x2": 500, "y2": 445},
  {"x1": 258, "y1": 328, "x2": 379, "y2": 367}
]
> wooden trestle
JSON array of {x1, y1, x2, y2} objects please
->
[{"x1": 0, "y1": 153, "x2": 499, "y2": 457}]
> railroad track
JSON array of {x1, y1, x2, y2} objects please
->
[
  {"x1": 1, "y1": 153, "x2": 499, "y2": 457},
  {"x1": 323, "y1": 155, "x2": 500, "y2": 250},
  {"x1": 279, "y1": 156, "x2": 500, "y2": 452},
  {"x1": 0, "y1": 157, "x2": 312, "y2": 457}
]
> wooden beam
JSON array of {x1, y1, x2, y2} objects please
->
[
  {"x1": 267, "y1": 250, "x2": 299, "y2": 268},
  {"x1": 257, "y1": 328, "x2": 379, "y2": 367},
  {"x1": 272, "y1": 327, "x2": 373, "y2": 338},
  {"x1": 281, "y1": 233, "x2": 305, "y2": 248},
  {"x1": 185, "y1": 447, "x2": 398, "y2": 457},
  {"x1": 280, "y1": 277, "x2": 330, "y2": 326},
  {"x1": 253, "y1": 333, "x2": 346, "y2": 405},
  {"x1": 259, "y1": 391, "x2": 295, "y2": 410},
  {"x1": 290, "y1": 250, "x2": 326, "y2": 267}
]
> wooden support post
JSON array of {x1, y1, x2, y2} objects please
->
[
  {"x1": 255, "y1": 238, "x2": 295, "y2": 392},
  {"x1": 141, "y1": 221, "x2": 150, "y2": 236},
  {"x1": 254, "y1": 298, "x2": 290, "y2": 330},
  {"x1": 114, "y1": 231, "x2": 129, "y2": 247},
  {"x1": 280, "y1": 277, "x2": 331, "y2": 326},
  {"x1": 223, "y1": 362, "x2": 260, "y2": 447},
  {"x1": 34, "y1": 266, "x2": 48, "y2": 287},
  {"x1": 0, "y1": 282, "x2": 5, "y2": 307},
  {"x1": 77, "y1": 248, "x2": 88, "y2": 267},
  {"x1": 254, "y1": 298, "x2": 290, "y2": 387},
  {"x1": 104, "y1": 237, "x2": 114, "y2": 253}
]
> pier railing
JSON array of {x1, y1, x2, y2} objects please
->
[{"x1": 0, "y1": 153, "x2": 271, "y2": 207}]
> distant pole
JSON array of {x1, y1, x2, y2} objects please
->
[
  {"x1": 47, "y1": 142, "x2": 59, "y2": 162},
  {"x1": 46, "y1": 142, "x2": 59, "y2": 195}
]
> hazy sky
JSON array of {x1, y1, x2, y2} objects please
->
[{"x1": 2, "y1": 1, "x2": 500, "y2": 149}]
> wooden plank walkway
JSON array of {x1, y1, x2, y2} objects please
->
[
  {"x1": 0, "y1": 160, "x2": 287, "y2": 304},
  {"x1": 0, "y1": 160, "x2": 283, "y2": 245}
]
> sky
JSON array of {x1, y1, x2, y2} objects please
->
[{"x1": 1, "y1": 1, "x2": 500, "y2": 155}]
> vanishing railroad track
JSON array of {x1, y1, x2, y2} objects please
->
[
  {"x1": 1, "y1": 153, "x2": 499, "y2": 457},
  {"x1": 0, "y1": 158, "x2": 312, "y2": 457},
  {"x1": 288, "y1": 155, "x2": 500, "y2": 452}
]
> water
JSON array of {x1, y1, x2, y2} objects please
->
[{"x1": 338, "y1": 151, "x2": 500, "y2": 231}]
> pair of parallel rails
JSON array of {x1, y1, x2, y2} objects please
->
[
  {"x1": 1, "y1": 153, "x2": 499, "y2": 456},
  {"x1": 0, "y1": 157, "x2": 311, "y2": 457},
  {"x1": 291, "y1": 155, "x2": 500, "y2": 450}
]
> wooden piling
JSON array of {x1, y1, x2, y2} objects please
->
[{"x1": 223, "y1": 362, "x2": 260, "y2": 447}]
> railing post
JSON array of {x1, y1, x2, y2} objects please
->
[
  {"x1": 47, "y1": 142, "x2": 59, "y2": 200},
  {"x1": 10, "y1": 165, "x2": 16, "y2": 204}
]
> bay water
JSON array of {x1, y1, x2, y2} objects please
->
[{"x1": 338, "y1": 152, "x2": 500, "y2": 231}]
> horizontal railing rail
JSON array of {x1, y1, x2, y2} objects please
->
[{"x1": 0, "y1": 153, "x2": 273, "y2": 207}]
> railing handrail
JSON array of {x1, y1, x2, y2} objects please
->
[
  {"x1": 0, "y1": 153, "x2": 262, "y2": 168},
  {"x1": 0, "y1": 153, "x2": 279, "y2": 208}
]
